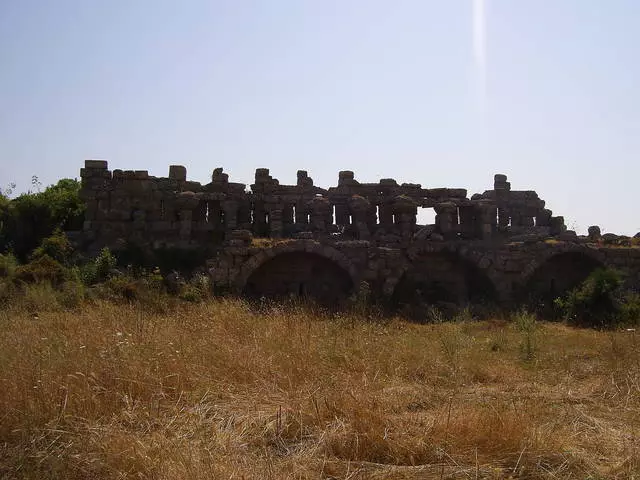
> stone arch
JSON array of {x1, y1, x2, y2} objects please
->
[
  {"x1": 519, "y1": 247, "x2": 607, "y2": 306},
  {"x1": 389, "y1": 246, "x2": 498, "y2": 318},
  {"x1": 384, "y1": 243, "x2": 501, "y2": 302},
  {"x1": 235, "y1": 242, "x2": 357, "y2": 306}
]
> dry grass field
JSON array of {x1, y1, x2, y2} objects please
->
[{"x1": 1, "y1": 297, "x2": 639, "y2": 479}]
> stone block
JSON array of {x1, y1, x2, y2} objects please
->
[
  {"x1": 169, "y1": 165, "x2": 187, "y2": 181},
  {"x1": 85, "y1": 160, "x2": 108, "y2": 169},
  {"x1": 588, "y1": 225, "x2": 601, "y2": 240}
]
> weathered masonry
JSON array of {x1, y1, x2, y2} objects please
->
[{"x1": 76, "y1": 160, "x2": 640, "y2": 311}]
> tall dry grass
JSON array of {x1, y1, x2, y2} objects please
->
[{"x1": 1, "y1": 297, "x2": 639, "y2": 479}]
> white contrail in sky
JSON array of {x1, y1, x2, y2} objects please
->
[{"x1": 472, "y1": 0, "x2": 487, "y2": 110}]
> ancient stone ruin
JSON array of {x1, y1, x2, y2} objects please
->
[{"x1": 76, "y1": 160, "x2": 640, "y2": 314}]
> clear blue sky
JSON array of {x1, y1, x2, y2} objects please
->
[{"x1": 1, "y1": 1, "x2": 639, "y2": 235}]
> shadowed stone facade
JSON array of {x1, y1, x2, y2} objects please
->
[{"x1": 76, "y1": 160, "x2": 640, "y2": 311}]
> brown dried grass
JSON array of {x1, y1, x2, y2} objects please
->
[{"x1": 0, "y1": 298, "x2": 638, "y2": 479}]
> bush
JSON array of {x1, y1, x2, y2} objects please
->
[
  {"x1": 554, "y1": 268, "x2": 625, "y2": 327},
  {"x1": 31, "y1": 229, "x2": 73, "y2": 265},
  {"x1": 94, "y1": 247, "x2": 117, "y2": 283},
  {"x1": 514, "y1": 309, "x2": 537, "y2": 361},
  {"x1": 0, "y1": 252, "x2": 18, "y2": 278},
  {"x1": 620, "y1": 292, "x2": 640, "y2": 326},
  {"x1": 179, "y1": 273, "x2": 211, "y2": 302},
  {"x1": 15, "y1": 255, "x2": 70, "y2": 286},
  {"x1": 22, "y1": 282, "x2": 61, "y2": 311},
  {"x1": 0, "y1": 178, "x2": 84, "y2": 260}
]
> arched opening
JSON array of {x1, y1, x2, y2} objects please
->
[
  {"x1": 242, "y1": 252, "x2": 354, "y2": 307},
  {"x1": 391, "y1": 252, "x2": 497, "y2": 320},
  {"x1": 522, "y1": 252, "x2": 603, "y2": 311}
]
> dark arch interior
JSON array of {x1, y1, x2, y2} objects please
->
[
  {"x1": 391, "y1": 252, "x2": 497, "y2": 318},
  {"x1": 523, "y1": 252, "x2": 602, "y2": 307},
  {"x1": 243, "y1": 252, "x2": 354, "y2": 306}
]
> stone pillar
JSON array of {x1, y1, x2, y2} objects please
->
[
  {"x1": 378, "y1": 203, "x2": 394, "y2": 231},
  {"x1": 169, "y1": 165, "x2": 187, "y2": 181},
  {"x1": 334, "y1": 203, "x2": 350, "y2": 226},
  {"x1": 297, "y1": 170, "x2": 313, "y2": 187},
  {"x1": 80, "y1": 160, "x2": 112, "y2": 228},
  {"x1": 458, "y1": 206, "x2": 476, "y2": 239},
  {"x1": 494, "y1": 173, "x2": 511, "y2": 228},
  {"x1": 435, "y1": 202, "x2": 458, "y2": 240},
  {"x1": 536, "y1": 209, "x2": 552, "y2": 227},
  {"x1": 208, "y1": 201, "x2": 222, "y2": 228},
  {"x1": 176, "y1": 191, "x2": 199, "y2": 241},
  {"x1": 253, "y1": 201, "x2": 268, "y2": 236},
  {"x1": 270, "y1": 207, "x2": 284, "y2": 238},
  {"x1": 550, "y1": 216, "x2": 566, "y2": 236},
  {"x1": 338, "y1": 170, "x2": 355, "y2": 187},
  {"x1": 393, "y1": 195, "x2": 418, "y2": 240},
  {"x1": 309, "y1": 197, "x2": 331, "y2": 234},
  {"x1": 349, "y1": 195, "x2": 372, "y2": 240},
  {"x1": 475, "y1": 202, "x2": 496, "y2": 241},
  {"x1": 223, "y1": 200, "x2": 238, "y2": 231}
]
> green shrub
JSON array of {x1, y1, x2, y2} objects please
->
[
  {"x1": 57, "y1": 280, "x2": 85, "y2": 308},
  {"x1": 97, "y1": 275, "x2": 138, "y2": 301},
  {"x1": 179, "y1": 273, "x2": 211, "y2": 302},
  {"x1": 0, "y1": 253, "x2": 18, "y2": 278},
  {"x1": 94, "y1": 247, "x2": 117, "y2": 282},
  {"x1": 22, "y1": 282, "x2": 60, "y2": 312},
  {"x1": 514, "y1": 309, "x2": 537, "y2": 361},
  {"x1": 31, "y1": 229, "x2": 73, "y2": 265},
  {"x1": 554, "y1": 268, "x2": 624, "y2": 327},
  {"x1": 0, "y1": 278, "x2": 18, "y2": 305},
  {"x1": 0, "y1": 178, "x2": 84, "y2": 260},
  {"x1": 15, "y1": 255, "x2": 70, "y2": 286},
  {"x1": 620, "y1": 292, "x2": 640, "y2": 326}
]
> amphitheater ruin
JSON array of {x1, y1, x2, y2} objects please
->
[{"x1": 75, "y1": 160, "x2": 640, "y2": 314}]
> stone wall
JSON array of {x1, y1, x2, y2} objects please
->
[
  {"x1": 75, "y1": 160, "x2": 640, "y2": 311},
  {"x1": 78, "y1": 160, "x2": 566, "y2": 248}
]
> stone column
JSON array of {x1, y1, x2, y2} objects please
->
[
  {"x1": 458, "y1": 206, "x2": 476, "y2": 239},
  {"x1": 378, "y1": 203, "x2": 394, "y2": 231},
  {"x1": 349, "y1": 195, "x2": 372, "y2": 240},
  {"x1": 475, "y1": 202, "x2": 496, "y2": 241},
  {"x1": 295, "y1": 200, "x2": 310, "y2": 226},
  {"x1": 393, "y1": 195, "x2": 418, "y2": 240},
  {"x1": 550, "y1": 216, "x2": 566, "y2": 236},
  {"x1": 176, "y1": 191, "x2": 199, "y2": 241},
  {"x1": 270, "y1": 205, "x2": 284, "y2": 238},
  {"x1": 494, "y1": 173, "x2": 511, "y2": 229},
  {"x1": 435, "y1": 202, "x2": 458, "y2": 240},
  {"x1": 334, "y1": 202, "x2": 350, "y2": 227},
  {"x1": 536, "y1": 209, "x2": 552, "y2": 227},
  {"x1": 223, "y1": 200, "x2": 238, "y2": 231},
  {"x1": 309, "y1": 197, "x2": 331, "y2": 234}
]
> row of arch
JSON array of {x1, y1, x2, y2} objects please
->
[{"x1": 237, "y1": 244, "x2": 609, "y2": 314}]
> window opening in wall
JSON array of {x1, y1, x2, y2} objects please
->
[
  {"x1": 292, "y1": 205, "x2": 296, "y2": 222},
  {"x1": 160, "y1": 199, "x2": 165, "y2": 220},
  {"x1": 375, "y1": 205, "x2": 380, "y2": 225},
  {"x1": 416, "y1": 207, "x2": 436, "y2": 226},
  {"x1": 205, "y1": 202, "x2": 210, "y2": 223},
  {"x1": 331, "y1": 204, "x2": 336, "y2": 225}
]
